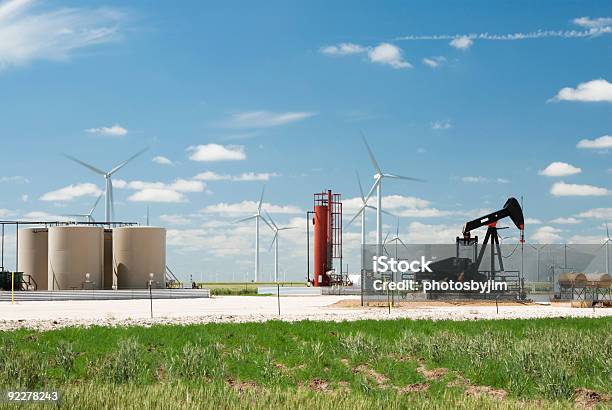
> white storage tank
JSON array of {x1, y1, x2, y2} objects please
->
[
  {"x1": 17, "y1": 227, "x2": 48, "y2": 290},
  {"x1": 48, "y1": 226, "x2": 104, "y2": 290},
  {"x1": 113, "y1": 227, "x2": 166, "y2": 289}
]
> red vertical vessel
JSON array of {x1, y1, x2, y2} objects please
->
[{"x1": 311, "y1": 190, "x2": 342, "y2": 287}]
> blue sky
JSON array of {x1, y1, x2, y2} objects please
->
[{"x1": 0, "y1": 0, "x2": 610, "y2": 281}]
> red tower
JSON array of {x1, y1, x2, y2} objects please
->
[{"x1": 311, "y1": 190, "x2": 342, "y2": 287}]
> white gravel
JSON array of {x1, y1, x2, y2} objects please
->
[{"x1": 0, "y1": 296, "x2": 609, "y2": 331}]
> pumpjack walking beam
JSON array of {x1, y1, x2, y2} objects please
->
[{"x1": 461, "y1": 198, "x2": 525, "y2": 280}]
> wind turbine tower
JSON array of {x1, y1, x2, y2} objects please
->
[
  {"x1": 265, "y1": 211, "x2": 294, "y2": 282},
  {"x1": 233, "y1": 187, "x2": 272, "y2": 282}
]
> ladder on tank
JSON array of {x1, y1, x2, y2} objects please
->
[{"x1": 165, "y1": 265, "x2": 182, "y2": 288}]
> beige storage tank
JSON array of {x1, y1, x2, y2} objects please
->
[
  {"x1": 17, "y1": 227, "x2": 48, "y2": 290},
  {"x1": 558, "y1": 272, "x2": 587, "y2": 288},
  {"x1": 48, "y1": 226, "x2": 104, "y2": 290},
  {"x1": 585, "y1": 273, "x2": 612, "y2": 288},
  {"x1": 113, "y1": 227, "x2": 166, "y2": 289}
]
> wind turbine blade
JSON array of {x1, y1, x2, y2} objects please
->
[
  {"x1": 279, "y1": 227, "x2": 295, "y2": 231},
  {"x1": 356, "y1": 171, "x2": 366, "y2": 202},
  {"x1": 607, "y1": 223, "x2": 610, "y2": 240},
  {"x1": 360, "y1": 132, "x2": 382, "y2": 174},
  {"x1": 269, "y1": 232, "x2": 278, "y2": 251},
  {"x1": 383, "y1": 173, "x2": 425, "y2": 182},
  {"x1": 233, "y1": 215, "x2": 257, "y2": 224},
  {"x1": 380, "y1": 209, "x2": 395, "y2": 218},
  {"x1": 89, "y1": 193, "x2": 103, "y2": 215},
  {"x1": 256, "y1": 186, "x2": 266, "y2": 213},
  {"x1": 264, "y1": 210, "x2": 278, "y2": 230},
  {"x1": 109, "y1": 147, "x2": 149, "y2": 175},
  {"x1": 64, "y1": 154, "x2": 106, "y2": 175},
  {"x1": 397, "y1": 238, "x2": 410, "y2": 250},
  {"x1": 395, "y1": 217, "x2": 400, "y2": 237},
  {"x1": 363, "y1": 177, "x2": 380, "y2": 205},
  {"x1": 347, "y1": 204, "x2": 366, "y2": 228},
  {"x1": 383, "y1": 231, "x2": 391, "y2": 245},
  {"x1": 260, "y1": 214, "x2": 274, "y2": 231}
]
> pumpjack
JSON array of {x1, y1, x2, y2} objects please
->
[{"x1": 417, "y1": 197, "x2": 525, "y2": 282}]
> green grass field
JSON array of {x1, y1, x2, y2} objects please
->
[
  {"x1": 0, "y1": 317, "x2": 609, "y2": 409},
  {"x1": 196, "y1": 282, "x2": 306, "y2": 296}
]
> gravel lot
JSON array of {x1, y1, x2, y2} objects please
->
[{"x1": 0, "y1": 295, "x2": 610, "y2": 331}]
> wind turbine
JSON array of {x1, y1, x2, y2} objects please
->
[
  {"x1": 348, "y1": 171, "x2": 394, "y2": 269},
  {"x1": 64, "y1": 148, "x2": 148, "y2": 222},
  {"x1": 233, "y1": 187, "x2": 272, "y2": 282},
  {"x1": 63, "y1": 193, "x2": 103, "y2": 223},
  {"x1": 265, "y1": 211, "x2": 295, "y2": 282},
  {"x1": 361, "y1": 133, "x2": 424, "y2": 255},
  {"x1": 385, "y1": 216, "x2": 409, "y2": 256}
]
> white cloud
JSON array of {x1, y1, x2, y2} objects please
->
[
  {"x1": 159, "y1": 214, "x2": 191, "y2": 225},
  {"x1": 187, "y1": 144, "x2": 246, "y2": 162},
  {"x1": 152, "y1": 156, "x2": 173, "y2": 165},
  {"x1": 320, "y1": 42, "x2": 411, "y2": 69},
  {"x1": 193, "y1": 171, "x2": 231, "y2": 181},
  {"x1": 576, "y1": 135, "x2": 612, "y2": 149},
  {"x1": 320, "y1": 43, "x2": 366, "y2": 55},
  {"x1": 497, "y1": 178, "x2": 510, "y2": 184},
  {"x1": 193, "y1": 171, "x2": 279, "y2": 182},
  {"x1": 233, "y1": 172, "x2": 280, "y2": 182},
  {"x1": 550, "y1": 217, "x2": 581, "y2": 224},
  {"x1": 422, "y1": 56, "x2": 446, "y2": 68},
  {"x1": 576, "y1": 208, "x2": 612, "y2": 220},
  {"x1": 531, "y1": 226, "x2": 563, "y2": 243},
  {"x1": 201, "y1": 201, "x2": 302, "y2": 215},
  {"x1": 539, "y1": 162, "x2": 582, "y2": 177},
  {"x1": 551, "y1": 79, "x2": 612, "y2": 103},
  {"x1": 0, "y1": 0, "x2": 122, "y2": 70},
  {"x1": 568, "y1": 234, "x2": 605, "y2": 244},
  {"x1": 397, "y1": 20, "x2": 612, "y2": 43},
  {"x1": 461, "y1": 176, "x2": 487, "y2": 183},
  {"x1": 0, "y1": 208, "x2": 14, "y2": 217},
  {"x1": 40, "y1": 183, "x2": 101, "y2": 201},
  {"x1": 367, "y1": 43, "x2": 412, "y2": 69},
  {"x1": 550, "y1": 181, "x2": 609, "y2": 197},
  {"x1": 22, "y1": 211, "x2": 65, "y2": 221},
  {"x1": 20, "y1": 194, "x2": 28, "y2": 202},
  {"x1": 128, "y1": 189, "x2": 186, "y2": 203},
  {"x1": 113, "y1": 179, "x2": 205, "y2": 193},
  {"x1": 450, "y1": 36, "x2": 473, "y2": 50},
  {"x1": 220, "y1": 111, "x2": 315, "y2": 129},
  {"x1": 0, "y1": 175, "x2": 29, "y2": 183},
  {"x1": 405, "y1": 222, "x2": 464, "y2": 243},
  {"x1": 431, "y1": 120, "x2": 451, "y2": 130},
  {"x1": 85, "y1": 124, "x2": 127, "y2": 137},
  {"x1": 573, "y1": 17, "x2": 612, "y2": 29},
  {"x1": 169, "y1": 179, "x2": 205, "y2": 193},
  {"x1": 525, "y1": 218, "x2": 542, "y2": 225}
]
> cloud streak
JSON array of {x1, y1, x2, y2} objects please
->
[{"x1": 0, "y1": 0, "x2": 123, "y2": 70}]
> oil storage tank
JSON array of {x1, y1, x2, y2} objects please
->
[
  {"x1": 48, "y1": 226, "x2": 104, "y2": 290},
  {"x1": 113, "y1": 227, "x2": 166, "y2": 289},
  {"x1": 17, "y1": 227, "x2": 48, "y2": 290}
]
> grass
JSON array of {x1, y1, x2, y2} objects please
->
[
  {"x1": 198, "y1": 282, "x2": 306, "y2": 296},
  {"x1": 0, "y1": 317, "x2": 609, "y2": 409}
]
